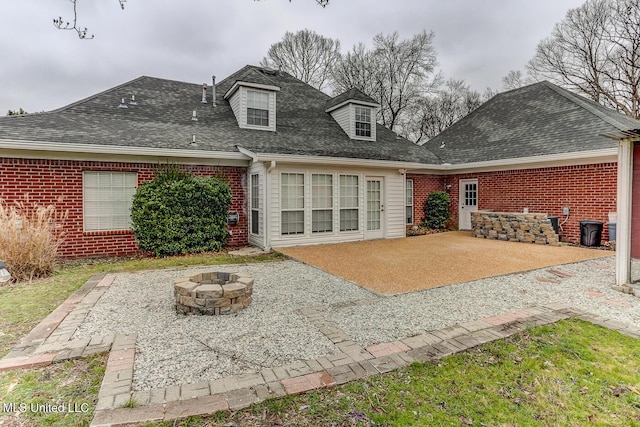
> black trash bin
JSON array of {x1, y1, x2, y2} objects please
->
[
  {"x1": 580, "y1": 220, "x2": 603, "y2": 247},
  {"x1": 548, "y1": 216, "x2": 559, "y2": 235}
]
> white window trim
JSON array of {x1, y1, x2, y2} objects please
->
[
  {"x1": 250, "y1": 174, "x2": 260, "y2": 236},
  {"x1": 406, "y1": 179, "x2": 414, "y2": 224},
  {"x1": 83, "y1": 171, "x2": 137, "y2": 232},
  {"x1": 311, "y1": 173, "x2": 333, "y2": 234},
  {"x1": 243, "y1": 88, "x2": 276, "y2": 132},
  {"x1": 339, "y1": 174, "x2": 360, "y2": 233},
  {"x1": 280, "y1": 172, "x2": 305, "y2": 236},
  {"x1": 351, "y1": 104, "x2": 376, "y2": 141}
]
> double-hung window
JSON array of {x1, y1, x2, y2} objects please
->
[
  {"x1": 406, "y1": 179, "x2": 414, "y2": 224},
  {"x1": 312, "y1": 174, "x2": 333, "y2": 233},
  {"x1": 250, "y1": 174, "x2": 260, "y2": 235},
  {"x1": 83, "y1": 171, "x2": 137, "y2": 231},
  {"x1": 247, "y1": 90, "x2": 269, "y2": 127},
  {"x1": 339, "y1": 175, "x2": 359, "y2": 231},
  {"x1": 355, "y1": 106, "x2": 371, "y2": 137},
  {"x1": 281, "y1": 173, "x2": 304, "y2": 235}
]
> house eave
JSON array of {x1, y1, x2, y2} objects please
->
[
  {"x1": 235, "y1": 147, "x2": 437, "y2": 170},
  {"x1": 0, "y1": 139, "x2": 251, "y2": 163},
  {"x1": 223, "y1": 81, "x2": 281, "y2": 100},
  {"x1": 325, "y1": 99, "x2": 379, "y2": 114},
  {"x1": 433, "y1": 148, "x2": 618, "y2": 174}
]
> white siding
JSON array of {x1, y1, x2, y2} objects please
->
[
  {"x1": 266, "y1": 164, "x2": 406, "y2": 248},
  {"x1": 384, "y1": 173, "x2": 406, "y2": 239},
  {"x1": 229, "y1": 91, "x2": 241, "y2": 123},
  {"x1": 330, "y1": 105, "x2": 351, "y2": 137}
]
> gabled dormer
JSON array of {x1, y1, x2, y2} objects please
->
[
  {"x1": 325, "y1": 88, "x2": 379, "y2": 141},
  {"x1": 224, "y1": 69, "x2": 280, "y2": 132}
]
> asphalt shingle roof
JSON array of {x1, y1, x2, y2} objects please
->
[
  {"x1": 324, "y1": 88, "x2": 378, "y2": 111},
  {"x1": 0, "y1": 65, "x2": 441, "y2": 165},
  {"x1": 423, "y1": 81, "x2": 640, "y2": 164}
]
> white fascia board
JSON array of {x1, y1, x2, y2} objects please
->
[
  {"x1": 325, "y1": 100, "x2": 379, "y2": 114},
  {"x1": 236, "y1": 148, "x2": 436, "y2": 170},
  {"x1": 223, "y1": 81, "x2": 281, "y2": 100},
  {"x1": 0, "y1": 139, "x2": 250, "y2": 162},
  {"x1": 409, "y1": 148, "x2": 617, "y2": 175}
]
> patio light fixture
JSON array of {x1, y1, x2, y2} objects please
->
[{"x1": 0, "y1": 261, "x2": 11, "y2": 283}]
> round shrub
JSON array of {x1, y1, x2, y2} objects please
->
[
  {"x1": 131, "y1": 172, "x2": 231, "y2": 256},
  {"x1": 424, "y1": 191, "x2": 451, "y2": 229}
]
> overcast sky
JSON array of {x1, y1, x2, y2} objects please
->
[{"x1": 0, "y1": 0, "x2": 586, "y2": 114}]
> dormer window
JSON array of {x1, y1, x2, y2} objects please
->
[
  {"x1": 224, "y1": 80, "x2": 280, "y2": 132},
  {"x1": 247, "y1": 90, "x2": 269, "y2": 127},
  {"x1": 325, "y1": 88, "x2": 378, "y2": 141},
  {"x1": 355, "y1": 106, "x2": 371, "y2": 137}
]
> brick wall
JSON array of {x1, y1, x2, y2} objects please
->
[
  {"x1": 406, "y1": 164, "x2": 616, "y2": 244},
  {"x1": 444, "y1": 163, "x2": 617, "y2": 244},
  {"x1": 0, "y1": 157, "x2": 248, "y2": 258},
  {"x1": 406, "y1": 174, "x2": 445, "y2": 225}
]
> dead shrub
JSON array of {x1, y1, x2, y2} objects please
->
[{"x1": 0, "y1": 198, "x2": 67, "y2": 283}]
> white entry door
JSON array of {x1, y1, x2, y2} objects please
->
[
  {"x1": 458, "y1": 178, "x2": 478, "y2": 230},
  {"x1": 365, "y1": 177, "x2": 384, "y2": 239}
]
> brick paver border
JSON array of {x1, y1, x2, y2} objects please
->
[{"x1": 2, "y1": 273, "x2": 639, "y2": 427}]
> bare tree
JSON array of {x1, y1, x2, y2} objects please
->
[
  {"x1": 528, "y1": 0, "x2": 640, "y2": 118},
  {"x1": 261, "y1": 29, "x2": 341, "y2": 91},
  {"x1": 54, "y1": 0, "x2": 126, "y2": 39},
  {"x1": 501, "y1": 70, "x2": 529, "y2": 91},
  {"x1": 332, "y1": 31, "x2": 441, "y2": 137},
  {"x1": 407, "y1": 79, "x2": 491, "y2": 144}
]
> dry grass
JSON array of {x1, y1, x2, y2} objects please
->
[{"x1": 0, "y1": 198, "x2": 67, "y2": 284}]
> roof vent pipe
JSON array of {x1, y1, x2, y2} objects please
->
[
  {"x1": 212, "y1": 75, "x2": 216, "y2": 107},
  {"x1": 201, "y1": 84, "x2": 207, "y2": 103}
]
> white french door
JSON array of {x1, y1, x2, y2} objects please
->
[{"x1": 365, "y1": 177, "x2": 384, "y2": 239}]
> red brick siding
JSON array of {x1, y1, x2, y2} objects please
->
[
  {"x1": 444, "y1": 163, "x2": 617, "y2": 243},
  {"x1": 406, "y1": 174, "x2": 445, "y2": 225},
  {"x1": 0, "y1": 158, "x2": 248, "y2": 258},
  {"x1": 631, "y1": 145, "x2": 640, "y2": 258}
]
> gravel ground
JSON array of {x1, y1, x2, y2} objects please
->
[{"x1": 72, "y1": 256, "x2": 640, "y2": 391}]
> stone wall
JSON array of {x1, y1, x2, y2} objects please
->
[{"x1": 471, "y1": 211, "x2": 559, "y2": 246}]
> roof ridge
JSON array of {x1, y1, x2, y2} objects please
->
[
  {"x1": 48, "y1": 76, "x2": 150, "y2": 113},
  {"x1": 541, "y1": 81, "x2": 636, "y2": 131}
]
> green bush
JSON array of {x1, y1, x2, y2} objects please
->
[
  {"x1": 131, "y1": 169, "x2": 231, "y2": 256},
  {"x1": 424, "y1": 191, "x2": 451, "y2": 229}
]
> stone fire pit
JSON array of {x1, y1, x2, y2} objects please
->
[{"x1": 174, "y1": 272, "x2": 253, "y2": 315}]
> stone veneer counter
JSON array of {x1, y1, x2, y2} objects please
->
[{"x1": 471, "y1": 211, "x2": 560, "y2": 246}]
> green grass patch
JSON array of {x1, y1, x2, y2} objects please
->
[
  {"x1": 145, "y1": 319, "x2": 640, "y2": 427},
  {"x1": 0, "y1": 354, "x2": 106, "y2": 427}
]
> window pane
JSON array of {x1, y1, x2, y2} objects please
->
[
  {"x1": 281, "y1": 173, "x2": 304, "y2": 235},
  {"x1": 251, "y1": 210, "x2": 259, "y2": 235},
  {"x1": 355, "y1": 106, "x2": 372, "y2": 137},
  {"x1": 251, "y1": 174, "x2": 260, "y2": 235},
  {"x1": 281, "y1": 211, "x2": 304, "y2": 235},
  {"x1": 406, "y1": 179, "x2": 413, "y2": 224},
  {"x1": 312, "y1": 210, "x2": 332, "y2": 233},
  {"x1": 84, "y1": 171, "x2": 137, "y2": 231},
  {"x1": 340, "y1": 209, "x2": 358, "y2": 231},
  {"x1": 312, "y1": 174, "x2": 332, "y2": 209}
]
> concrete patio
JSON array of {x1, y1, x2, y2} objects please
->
[{"x1": 277, "y1": 231, "x2": 614, "y2": 294}]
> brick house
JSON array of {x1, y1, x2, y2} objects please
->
[
  {"x1": 417, "y1": 81, "x2": 640, "y2": 244},
  {"x1": 1, "y1": 66, "x2": 638, "y2": 258}
]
